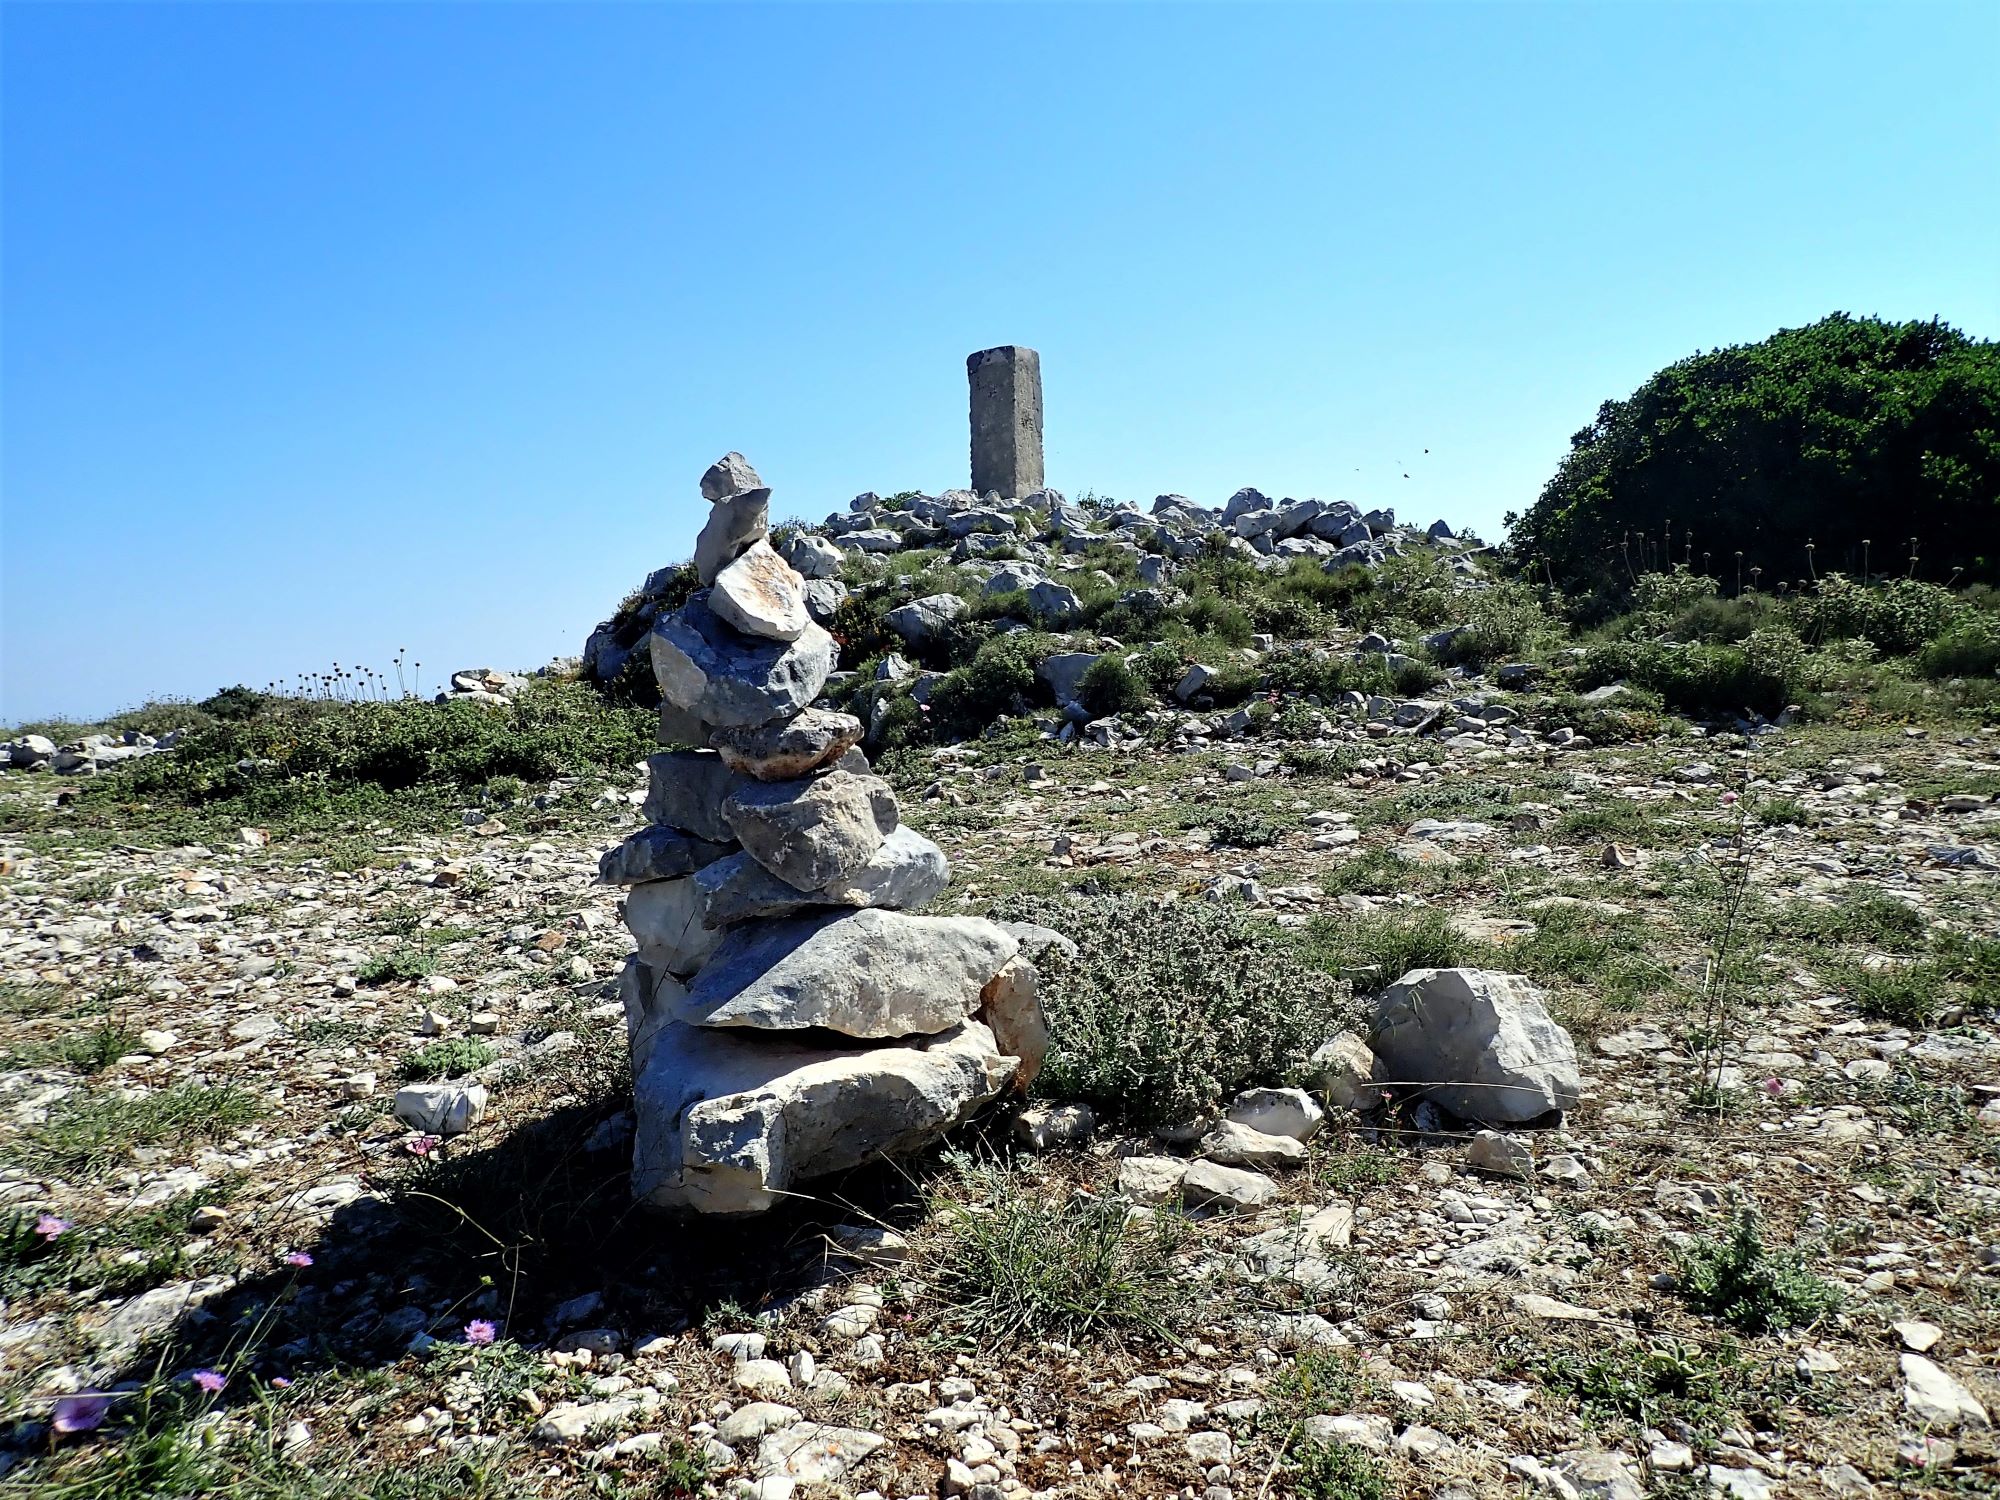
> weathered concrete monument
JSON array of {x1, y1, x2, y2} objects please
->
[
  {"x1": 603, "y1": 453, "x2": 1050, "y2": 1215},
  {"x1": 967, "y1": 344, "x2": 1044, "y2": 499}
]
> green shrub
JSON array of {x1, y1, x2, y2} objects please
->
[
  {"x1": 1077, "y1": 655, "x2": 1150, "y2": 718},
  {"x1": 926, "y1": 1161, "x2": 1190, "y2": 1344},
  {"x1": 1581, "y1": 628, "x2": 1804, "y2": 717},
  {"x1": 195, "y1": 684, "x2": 272, "y2": 721},
  {"x1": 358, "y1": 945, "x2": 438, "y2": 986},
  {"x1": 992, "y1": 894, "x2": 1349, "y2": 1127},
  {"x1": 1920, "y1": 615, "x2": 2000, "y2": 679},
  {"x1": 1512, "y1": 314, "x2": 2000, "y2": 601},
  {"x1": 397, "y1": 1039, "x2": 497, "y2": 1082},
  {"x1": 1428, "y1": 581, "x2": 1563, "y2": 668},
  {"x1": 926, "y1": 633, "x2": 1042, "y2": 739},
  {"x1": 1200, "y1": 808, "x2": 1281, "y2": 848},
  {"x1": 1789, "y1": 574, "x2": 1969, "y2": 655},
  {"x1": 1286, "y1": 1442, "x2": 1389, "y2": 1500},
  {"x1": 1672, "y1": 1207, "x2": 1840, "y2": 1333}
]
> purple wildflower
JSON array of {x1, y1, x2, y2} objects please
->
[
  {"x1": 33, "y1": 1214, "x2": 69, "y2": 1242},
  {"x1": 463, "y1": 1319, "x2": 497, "y2": 1346},
  {"x1": 190, "y1": 1369, "x2": 226, "y2": 1394},
  {"x1": 283, "y1": 1251, "x2": 313, "y2": 1268},
  {"x1": 270, "y1": 1377, "x2": 292, "y2": 1389},
  {"x1": 406, "y1": 1135, "x2": 439, "y2": 1157},
  {"x1": 51, "y1": 1393, "x2": 111, "y2": 1434}
]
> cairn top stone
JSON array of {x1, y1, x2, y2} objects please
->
[{"x1": 701, "y1": 452, "x2": 765, "y2": 502}]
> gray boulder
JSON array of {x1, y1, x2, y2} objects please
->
[
  {"x1": 10, "y1": 734, "x2": 57, "y2": 769},
  {"x1": 710, "y1": 708, "x2": 863, "y2": 781},
  {"x1": 1025, "y1": 580, "x2": 1083, "y2": 624},
  {"x1": 709, "y1": 540, "x2": 809, "y2": 643},
  {"x1": 676, "y1": 909, "x2": 1018, "y2": 1038},
  {"x1": 700, "y1": 452, "x2": 764, "y2": 501},
  {"x1": 782, "y1": 533, "x2": 845, "y2": 580},
  {"x1": 651, "y1": 597, "x2": 837, "y2": 728},
  {"x1": 978, "y1": 954, "x2": 1047, "y2": 1090},
  {"x1": 641, "y1": 749, "x2": 752, "y2": 844},
  {"x1": 985, "y1": 561, "x2": 1050, "y2": 594},
  {"x1": 1371, "y1": 968, "x2": 1580, "y2": 1125},
  {"x1": 693, "y1": 826, "x2": 950, "y2": 927},
  {"x1": 694, "y1": 492, "x2": 771, "y2": 586},
  {"x1": 801, "y1": 578, "x2": 848, "y2": 624},
  {"x1": 624, "y1": 877, "x2": 724, "y2": 976},
  {"x1": 631, "y1": 1019, "x2": 1016, "y2": 1215},
  {"x1": 884, "y1": 593, "x2": 968, "y2": 647},
  {"x1": 1221, "y1": 487, "x2": 1270, "y2": 524},
  {"x1": 721, "y1": 769, "x2": 898, "y2": 890},
  {"x1": 1037, "y1": 652, "x2": 1100, "y2": 706},
  {"x1": 599, "y1": 826, "x2": 735, "y2": 885}
]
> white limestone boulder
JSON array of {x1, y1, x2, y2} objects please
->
[
  {"x1": 674, "y1": 909, "x2": 1018, "y2": 1038},
  {"x1": 631, "y1": 1020, "x2": 1017, "y2": 1215},
  {"x1": 1371, "y1": 968, "x2": 1580, "y2": 1125},
  {"x1": 710, "y1": 540, "x2": 809, "y2": 643},
  {"x1": 693, "y1": 826, "x2": 950, "y2": 928},
  {"x1": 623, "y1": 877, "x2": 724, "y2": 977},
  {"x1": 651, "y1": 597, "x2": 837, "y2": 729},
  {"x1": 721, "y1": 769, "x2": 898, "y2": 891}
]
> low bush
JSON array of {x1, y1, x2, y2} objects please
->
[
  {"x1": 926, "y1": 1160, "x2": 1190, "y2": 1345},
  {"x1": 1077, "y1": 654, "x2": 1151, "y2": 718},
  {"x1": 1672, "y1": 1206, "x2": 1840, "y2": 1333},
  {"x1": 991, "y1": 894, "x2": 1349, "y2": 1128},
  {"x1": 926, "y1": 633, "x2": 1043, "y2": 740},
  {"x1": 397, "y1": 1039, "x2": 497, "y2": 1082}
]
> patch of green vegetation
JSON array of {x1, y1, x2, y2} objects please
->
[
  {"x1": 357, "y1": 945, "x2": 438, "y2": 987},
  {"x1": 397, "y1": 1038, "x2": 497, "y2": 1082},
  {"x1": 1195, "y1": 807, "x2": 1282, "y2": 849},
  {"x1": 1285, "y1": 1442, "x2": 1389, "y2": 1500},
  {"x1": 1672, "y1": 1207, "x2": 1840, "y2": 1333},
  {"x1": 1, "y1": 1019, "x2": 140, "y2": 1075},
  {"x1": 1774, "y1": 891, "x2": 1927, "y2": 952},
  {"x1": 1302, "y1": 907, "x2": 1470, "y2": 984},
  {"x1": 995, "y1": 893, "x2": 1348, "y2": 1128},
  {"x1": 927, "y1": 1161, "x2": 1190, "y2": 1345},
  {"x1": 25, "y1": 1084, "x2": 266, "y2": 1179},
  {"x1": 1537, "y1": 1337, "x2": 1754, "y2": 1431}
]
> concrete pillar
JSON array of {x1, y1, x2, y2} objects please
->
[{"x1": 967, "y1": 345, "x2": 1044, "y2": 498}]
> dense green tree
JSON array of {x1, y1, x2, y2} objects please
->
[{"x1": 1509, "y1": 315, "x2": 2000, "y2": 604}]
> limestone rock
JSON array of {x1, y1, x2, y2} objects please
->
[
  {"x1": 700, "y1": 451, "x2": 764, "y2": 501},
  {"x1": 599, "y1": 826, "x2": 735, "y2": 886},
  {"x1": 978, "y1": 954, "x2": 1048, "y2": 1091},
  {"x1": 694, "y1": 492, "x2": 771, "y2": 585},
  {"x1": 618, "y1": 956, "x2": 688, "y2": 1075},
  {"x1": 651, "y1": 597, "x2": 836, "y2": 728},
  {"x1": 782, "y1": 532, "x2": 844, "y2": 580},
  {"x1": 623, "y1": 877, "x2": 724, "y2": 977},
  {"x1": 642, "y1": 749, "x2": 751, "y2": 844},
  {"x1": 1902, "y1": 1354, "x2": 1990, "y2": 1430},
  {"x1": 1181, "y1": 1160, "x2": 1279, "y2": 1212},
  {"x1": 1117, "y1": 1155, "x2": 1189, "y2": 1205},
  {"x1": 722, "y1": 770, "x2": 899, "y2": 890},
  {"x1": 1226, "y1": 1087, "x2": 1325, "y2": 1142},
  {"x1": 393, "y1": 1082, "x2": 488, "y2": 1136},
  {"x1": 710, "y1": 540, "x2": 809, "y2": 643},
  {"x1": 675, "y1": 909, "x2": 1018, "y2": 1038},
  {"x1": 1371, "y1": 968, "x2": 1581, "y2": 1124},
  {"x1": 884, "y1": 592, "x2": 968, "y2": 646},
  {"x1": 710, "y1": 708, "x2": 863, "y2": 781},
  {"x1": 631, "y1": 1020, "x2": 1016, "y2": 1214},
  {"x1": 1198, "y1": 1119, "x2": 1306, "y2": 1169},
  {"x1": 693, "y1": 826, "x2": 950, "y2": 928},
  {"x1": 1305, "y1": 1031, "x2": 1381, "y2": 1111}
]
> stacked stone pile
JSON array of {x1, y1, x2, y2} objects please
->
[{"x1": 601, "y1": 454, "x2": 1049, "y2": 1216}]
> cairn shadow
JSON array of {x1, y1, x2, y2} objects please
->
[{"x1": 119, "y1": 1086, "x2": 967, "y2": 1402}]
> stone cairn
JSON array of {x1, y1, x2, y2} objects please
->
[{"x1": 601, "y1": 454, "x2": 1049, "y2": 1216}]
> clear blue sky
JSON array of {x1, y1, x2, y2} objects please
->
[{"x1": 4, "y1": 2, "x2": 1995, "y2": 723}]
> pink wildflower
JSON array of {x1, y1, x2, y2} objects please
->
[
  {"x1": 405, "y1": 1135, "x2": 439, "y2": 1157},
  {"x1": 463, "y1": 1319, "x2": 497, "y2": 1346},
  {"x1": 270, "y1": 1377, "x2": 292, "y2": 1389},
  {"x1": 190, "y1": 1369, "x2": 226, "y2": 1394},
  {"x1": 51, "y1": 1393, "x2": 111, "y2": 1434},
  {"x1": 1721, "y1": 791, "x2": 1740, "y2": 806},
  {"x1": 33, "y1": 1214, "x2": 69, "y2": 1242},
  {"x1": 283, "y1": 1251, "x2": 313, "y2": 1268},
  {"x1": 1763, "y1": 1076, "x2": 1785, "y2": 1097}
]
